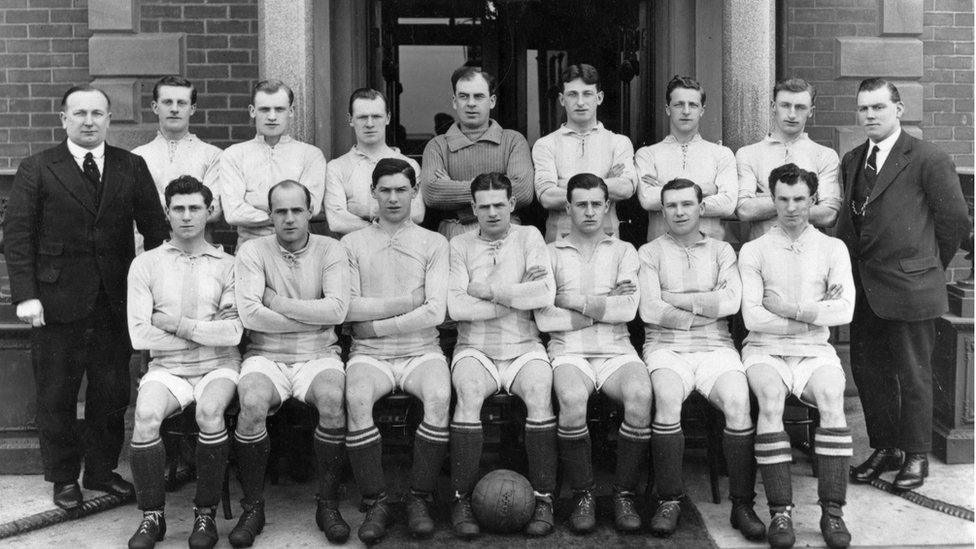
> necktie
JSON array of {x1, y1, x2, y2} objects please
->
[
  {"x1": 864, "y1": 145, "x2": 879, "y2": 190},
  {"x1": 851, "y1": 145, "x2": 879, "y2": 219},
  {"x1": 83, "y1": 152, "x2": 101, "y2": 192}
]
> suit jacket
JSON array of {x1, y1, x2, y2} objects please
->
[
  {"x1": 3, "y1": 140, "x2": 169, "y2": 325},
  {"x1": 836, "y1": 131, "x2": 969, "y2": 321}
]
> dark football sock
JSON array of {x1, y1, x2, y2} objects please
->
[
  {"x1": 651, "y1": 421, "x2": 685, "y2": 499},
  {"x1": 615, "y1": 421, "x2": 651, "y2": 492},
  {"x1": 313, "y1": 425, "x2": 346, "y2": 501},
  {"x1": 411, "y1": 422, "x2": 449, "y2": 495},
  {"x1": 233, "y1": 429, "x2": 270, "y2": 504},
  {"x1": 130, "y1": 437, "x2": 166, "y2": 511},
  {"x1": 194, "y1": 428, "x2": 230, "y2": 508},
  {"x1": 755, "y1": 430, "x2": 793, "y2": 510},
  {"x1": 557, "y1": 424, "x2": 593, "y2": 491},
  {"x1": 723, "y1": 426, "x2": 757, "y2": 502},
  {"x1": 346, "y1": 425, "x2": 385, "y2": 498},
  {"x1": 524, "y1": 416, "x2": 557, "y2": 495},
  {"x1": 815, "y1": 427, "x2": 853, "y2": 506},
  {"x1": 450, "y1": 421, "x2": 483, "y2": 496}
]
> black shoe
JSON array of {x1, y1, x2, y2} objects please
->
[
  {"x1": 893, "y1": 452, "x2": 929, "y2": 490},
  {"x1": 128, "y1": 510, "x2": 166, "y2": 549},
  {"x1": 568, "y1": 490, "x2": 596, "y2": 533},
  {"x1": 611, "y1": 490, "x2": 641, "y2": 533},
  {"x1": 525, "y1": 495, "x2": 554, "y2": 537},
  {"x1": 358, "y1": 495, "x2": 393, "y2": 544},
  {"x1": 315, "y1": 496, "x2": 351, "y2": 543},
  {"x1": 82, "y1": 472, "x2": 135, "y2": 499},
  {"x1": 53, "y1": 482, "x2": 83, "y2": 511},
  {"x1": 451, "y1": 494, "x2": 480, "y2": 539},
  {"x1": 819, "y1": 502, "x2": 851, "y2": 549},
  {"x1": 649, "y1": 499, "x2": 681, "y2": 537},
  {"x1": 228, "y1": 500, "x2": 265, "y2": 548},
  {"x1": 188, "y1": 507, "x2": 219, "y2": 549},
  {"x1": 405, "y1": 492, "x2": 435, "y2": 538},
  {"x1": 850, "y1": 447, "x2": 904, "y2": 483},
  {"x1": 730, "y1": 499, "x2": 766, "y2": 541},
  {"x1": 767, "y1": 509, "x2": 796, "y2": 549}
]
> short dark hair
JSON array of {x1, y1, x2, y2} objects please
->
[
  {"x1": 451, "y1": 66, "x2": 496, "y2": 94},
  {"x1": 857, "y1": 78, "x2": 901, "y2": 103},
  {"x1": 566, "y1": 173, "x2": 608, "y2": 202},
  {"x1": 561, "y1": 63, "x2": 601, "y2": 91},
  {"x1": 348, "y1": 87, "x2": 388, "y2": 115},
  {"x1": 164, "y1": 175, "x2": 212, "y2": 207},
  {"x1": 769, "y1": 163, "x2": 819, "y2": 197},
  {"x1": 661, "y1": 178, "x2": 703, "y2": 204},
  {"x1": 268, "y1": 179, "x2": 311, "y2": 210},
  {"x1": 252, "y1": 79, "x2": 294, "y2": 105},
  {"x1": 666, "y1": 75, "x2": 705, "y2": 106},
  {"x1": 773, "y1": 77, "x2": 816, "y2": 103},
  {"x1": 61, "y1": 84, "x2": 111, "y2": 110},
  {"x1": 470, "y1": 172, "x2": 512, "y2": 199},
  {"x1": 153, "y1": 75, "x2": 197, "y2": 105},
  {"x1": 372, "y1": 158, "x2": 416, "y2": 189}
]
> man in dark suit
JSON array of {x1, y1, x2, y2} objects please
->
[
  {"x1": 3, "y1": 84, "x2": 170, "y2": 510},
  {"x1": 838, "y1": 78, "x2": 968, "y2": 490}
]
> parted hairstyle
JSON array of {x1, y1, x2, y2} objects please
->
[
  {"x1": 566, "y1": 173, "x2": 608, "y2": 202},
  {"x1": 470, "y1": 172, "x2": 512, "y2": 199},
  {"x1": 267, "y1": 179, "x2": 311, "y2": 210},
  {"x1": 661, "y1": 178, "x2": 703, "y2": 204},
  {"x1": 451, "y1": 66, "x2": 496, "y2": 94},
  {"x1": 348, "y1": 87, "x2": 389, "y2": 115},
  {"x1": 164, "y1": 175, "x2": 212, "y2": 208},
  {"x1": 857, "y1": 78, "x2": 901, "y2": 103},
  {"x1": 666, "y1": 75, "x2": 705, "y2": 106},
  {"x1": 561, "y1": 63, "x2": 601, "y2": 91},
  {"x1": 773, "y1": 77, "x2": 816, "y2": 103},
  {"x1": 372, "y1": 157, "x2": 416, "y2": 189},
  {"x1": 61, "y1": 84, "x2": 111, "y2": 109},
  {"x1": 252, "y1": 79, "x2": 294, "y2": 105},
  {"x1": 769, "y1": 163, "x2": 819, "y2": 197},
  {"x1": 153, "y1": 75, "x2": 197, "y2": 105}
]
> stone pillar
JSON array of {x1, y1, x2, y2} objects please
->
[
  {"x1": 721, "y1": 0, "x2": 774, "y2": 151},
  {"x1": 933, "y1": 314, "x2": 975, "y2": 464},
  {"x1": 258, "y1": 0, "x2": 315, "y2": 143}
]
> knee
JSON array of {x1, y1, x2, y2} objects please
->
[
  {"x1": 423, "y1": 385, "x2": 452, "y2": 418},
  {"x1": 237, "y1": 388, "x2": 270, "y2": 422},
  {"x1": 344, "y1": 382, "x2": 375, "y2": 419},
  {"x1": 555, "y1": 386, "x2": 589, "y2": 424},
  {"x1": 754, "y1": 383, "x2": 786, "y2": 410},
  {"x1": 132, "y1": 406, "x2": 165, "y2": 439},
  {"x1": 813, "y1": 386, "x2": 845, "y2": 418},
  {"x1": 623, "y1": 381, "x2": 653, "y2": 411},
  {"x1": 653, "y1": 387, "x2": 684, "y2": 419},
  {"x1": 454, "y1": 378, "x2": 486, "y2": 409},
  {"x1": 195, "y1": 400, "x2": 227, "y2": 430},
  {"x1": 721, "y1": 392, "x2": 752, "y2": 424}
]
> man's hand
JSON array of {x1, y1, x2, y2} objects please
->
[
  {"x1": 607, "y1": 163, "x2": 625, "y2": 179},
  {"x1": 350, "y1": 321, "x2": 377, "y2": 339},
  {"x1": 16, "y1": 299, "x2": 44, "y2": 327},
  {"x1": 608, "y1": 279, "x2": 637, "y2": 296},
  {"x1": 411, "y1": 286, "x2": 426, "y2": 307},
  {"x1": 641, "y1": 174, "x2": 663, "y2": 187},
  {"x1": 762, "y1": 292, "x2": 797, "y2": 319},
  {"x1": 467, "y1": 281, "x2": 493, "y2": 301},
  {"x1": 262, "y1": 287, "x2": 277, "y2": 308},
  {"x1": 554, "y1": 293, "x2": 585, "y2": 312},
  {"x1": 522, "y1": 265, "x2": 548, "y2": 282},
  {"x1": 348, "y1": 201, "x2": 369, "y2": 219},
  {"x1": 216, "y1": 304, "x2": 238, "y2": 321},
  {"x1": 821, "y1": 284, "x2": 843, "y2": 301},
  {"x1": 434, "y1": 168, "x2": 451, "y2": 181},
  {"x1": 151, "y1": 311, "x2": 180, "y2": 333}
]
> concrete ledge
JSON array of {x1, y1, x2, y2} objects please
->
[
  {"x1": 835, "y1": 37, "x2": 923, "y2": 79},
  {"x1": 89, "y1": 34, "x2": 184, "y2": 76},
  {"x1": 88, "y1": 0, "x2": 140, "y2": 33},
  {"x1": 835, "y1": 124, "x2": 923, "y2": 156},
  {"x1": 105, "y1": 123, "x2": 158, "y2": 151},
  {"x1": 91, "y1": 78, "x2": 140, "y2": 123},
  {"x1": 881, "y1": 0, "x2": 923, "y2": 36}
]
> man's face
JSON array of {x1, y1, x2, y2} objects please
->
[
  {"x1": 349, "y1": 97, "x2": 390, "y2": 146},
  {"x1": 152, "y1": 85, "x2": 195, "y2": 136},
  {"x1": 372, "y1": 173, "x2": 415, "y2": 225},
  {"x1": 662, "y1": 186, "x2": 704, "y2": 237},
  {"x1": 472, "y1": 188, "x2": 514, "y2": 239},
  {"x1": 773, "y1": 181, "x2": 813, "y2": 230},
  {"x1": 772, "y1": 90, "x2": 813, "y2": 138},
  {"x1": 166, "y1": 192, "x2": 210, "y2": 241},
  {"x1": 61, "y1": 90, "x2": 111, "y2": 149},
  {"x1": 666, "y1": 87, "x2": 704, "y2": 135},
  {"x1": 270, "y1": 185, "x2": 311, "y2": 246},
  {"x1": 857, "y1": 87, "x2": 903, "y2": 142},
  {"x1": 452, "y1": 75, "x2": 496, "y2": 130},
  {"x1": 559, "y1": 78, "x2": 603, "y2": 126},
  {"x1": 250, "y1": 89, "x2": 293, "y2": 139},
  {"x1": 566, "y1": 187, "x2": 609, "y2": 235}
]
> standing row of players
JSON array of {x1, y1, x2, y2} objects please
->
[{"x1": 127, "y1": 160, "x2": 852, "y2": 549}]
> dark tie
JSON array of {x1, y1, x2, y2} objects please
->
[
  {"x1": 83, "y1": 152, "x2": 101, "y2": 190},
  {"x1": 863, "y1": 145, "x2": 879, "y2": 190}
]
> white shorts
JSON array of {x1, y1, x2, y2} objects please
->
[
  {"x1": 347, "y1": 352, "x2": 447, "y2": 391},
  {"x1": 451, "y1": 347, "x2": 550, "y2": 394},
  {"x1": 139, "y1": 367, "x2": 239, "y2": 412},
  {"x1": 551, "y1": 354, "x2": 643, "y2": 391},
  {"x1": 742, "y1": 348, "x2": 843, "y2": 404},
  {"x1": 240, "y1": 354, "x2": 344, "y2": 405},
  {"x1": 645, "y1": 347, "x2": 745, "y2": 399}
]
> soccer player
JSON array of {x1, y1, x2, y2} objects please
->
[
  {"x1": 447, "y1": 172, "x2": 558, "y2": 539},
  {"x1": 533, "y1": 64, "x2": 637, "y2": 243},
  {"x1": 341, "y1": 158, "x2": 450, "y2": 543},
  {"x1": 232, "y1": 180, "x2": 350, "y2": 546},
  {"x1": 420, "y1": 66, "x2": 534, "y2": 239},
  {"x1": 132, "y1": 76, "x2": 222, "y2": 252},
  {"x1": 735, "y1": 77, "x2": 841, "y2": 241},
  {"x1": 637, "y1": 178, "x2": 765, "y2": 541},
  {"x1": 635, "y1": 75, "x2": 737, "y2": 242},
  {"x1": 534, "y1": 173, "x2": 650, "y2": 534},
  {"x1": 738, "y1": 163, "x2": 855, "y2": 549},
  {"x1": 221, "y1": 80, "x2": 326, "y2": 247},
  {"x1": 325, "y1": 88, "x2": 424, "y2": 236}
]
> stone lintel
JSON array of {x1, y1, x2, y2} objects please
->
[
  {"x1": 88, "y1": 0, "x2": 140, "y2": 33},
  {"x1": 91, "y1": 78, "x2": 140, "y2": 123},
  {"x1": 107, "y1": 123, "x2": 159, "y2": 152},
  {"x1": 881, "y1": 0, "x2": 923, "y2": 36},
  {"x1": 89, "y1": 34, "x2": 184, "y2": 76},
  {"x1": 835, "y1": 37, "x2": 923, "y2": 79}
]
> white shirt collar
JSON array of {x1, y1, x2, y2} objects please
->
[
  {"x1": 868, "y1": 126, "x2": 900, "y2": 153},
  {"x1": 66, "y1": 139, "x2": 104, "y2": 159}
]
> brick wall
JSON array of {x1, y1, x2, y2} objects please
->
[
  {"x1": 921, "y1": 2, "x2": 973, "y2": 169},
  {"x1": 0, "y1": 0, "x2": 91, "y2": 170}
]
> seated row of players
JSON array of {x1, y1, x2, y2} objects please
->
[
  {"x1": 125, "y1": 159, "x2": 853, "y2": 549},
  {"x1": 132, "y1": 64, "x2": 840, "y2": 250}
]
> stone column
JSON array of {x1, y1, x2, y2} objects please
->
[
  {"x1": 258, "y1": 0, "x2": 315, "y2": 142},
  {"x1": 721, "y1": 0, "x2": 775, "y2": 151}
]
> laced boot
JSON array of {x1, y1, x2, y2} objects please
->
[
  {"x1": 187, "y1": 506, "x2": 218, "y2": 549},
  {"x1": 128, "y1": 510, "x2": 166, "y2": 549},
  {"x1": 315, "y1": 495, "x2": 350, "y2": 543},
  {"x1": 228, "y1": 500, "x2": 265, "y2": 548}
]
